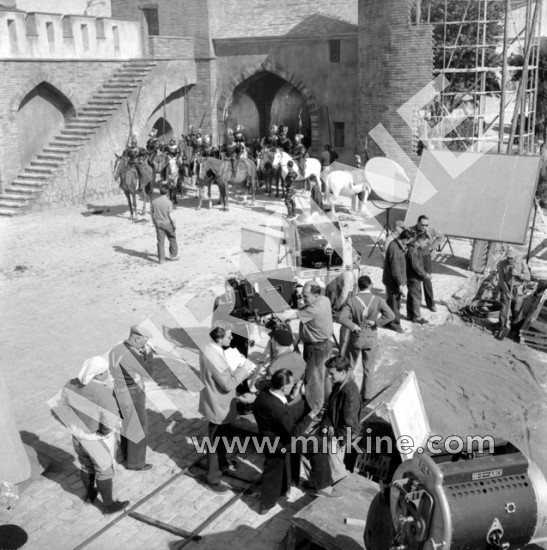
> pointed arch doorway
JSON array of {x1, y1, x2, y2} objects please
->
[{"x1": 219, "y1": 66, "x2": 318, "y2": 150}]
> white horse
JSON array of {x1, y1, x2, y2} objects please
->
[
  {"x1": 272, "y1": 150, "x2": 322, "y2": 185},
  {"x1": 325, "y1": 169, "x2": 371, "y2": 213},
  {"x1": 165, "y1": 157, "x2": 181, "y2": 205}
]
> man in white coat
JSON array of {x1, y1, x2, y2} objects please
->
[{"x1": 198, "y1": 326, "x2": 256, "y2": 492}]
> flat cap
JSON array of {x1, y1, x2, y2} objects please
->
[
  {"x1": 130, "y1": 325, "x2": 154, "y2": 339},
  {"x1": 506, "y1": 247, "x2": 519, "y2": 258}
]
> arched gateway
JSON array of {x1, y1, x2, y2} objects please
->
[{"x1": 217, "y1": 63, "x2": 319, "y2": 151}]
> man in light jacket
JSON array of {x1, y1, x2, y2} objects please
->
[{"x1": 198, "y1": 326, "x2": 256, "y2": 492}]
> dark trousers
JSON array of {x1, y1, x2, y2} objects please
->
[
  {"x1": 386, "y1": 287, "x2": 402, "y2": 328},
  {"x1": 407, "y1": 280, "x2": 423, "y2": 320},
  {"x1": 261, "y1": 451, "x2": 291, "y2": 509},
  {"x1": 422, "y1": 253, "x2": 434, "y2": 308},
  {"x1": 116, "y1": 386, "x2": 148, "y2": 469},
  {"x1": 345, "y1": 344, "x2": 378, "y2": 401},
  {"x1": 285, "y1": 197, "x2": 296, "y2": 217},
  {"x1": 206, "y1": 422, "x2": 231, "y2": 485},
  {"x1": 155, "y1": 222, "x2": 178, "y2": 262},
  {"x1": 293, "y1": 436, "x2": 334, "y2": 491},
  {"x1": 499, "y1": 292, "x2": 524, "y2": 330}
]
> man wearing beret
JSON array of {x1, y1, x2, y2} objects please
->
[
  {"x1": 268, "y1": 327, "x2": 306, "y2": 382},
  {"x1": 110, "y1": 325, "x2": 155, "y2": 471}
]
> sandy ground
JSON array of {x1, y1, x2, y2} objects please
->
[{"x1": 1, "y1": 185, "x2": 547, "y2": 549}]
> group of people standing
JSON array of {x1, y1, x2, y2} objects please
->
[
  {"x1": 383, "y1": 215, "x2": 444, "y2": 329},
  {"x1": 198, "y1": 214, "x2": 446, "y2": 515}
]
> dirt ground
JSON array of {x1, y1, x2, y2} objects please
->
[{"x1": 1, "y1": 186, "x2": 547, "y2": 549}]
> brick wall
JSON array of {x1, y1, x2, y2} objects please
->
[
  {"x1": 7, "y1": 59, "x2": 196, "y2": 209},
  {"x1": 358, "y1": 0, "x2": 433, "y2": 181},
  {"x1": 0, "y1": 60, "x2": 123, "y2": 187},
  {"x1": 147, "y1": 37, "x2": 194, "y2": 59}
]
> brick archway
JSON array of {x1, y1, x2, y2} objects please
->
[
  {"x1": 217, "y1": 61, "x2": 319, "y2": 152},
  {"x1": 9, "y1": 72, "x2": 78, "y2": 121}
]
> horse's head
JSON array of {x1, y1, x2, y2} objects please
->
[
  {"x1": 113, "y1": 153, "x2": 124, "y2": 180},
  {"x1": 271, "y1": 149, "x2": 283, "y2": 168}
]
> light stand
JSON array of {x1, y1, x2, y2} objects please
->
[{"x1": 368, "y1": 198, "x2": 407, "y2": 257}]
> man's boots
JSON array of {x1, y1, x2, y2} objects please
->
[
  {"x1": 80, "y1": 471, "x2": 98, "y2": 505},
  {"x1": 96, "y1": 478, "x2": 130, "y2": 514}
]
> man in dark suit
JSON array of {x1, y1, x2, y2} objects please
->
[
  {"x1": 406, "y1": 234, "x2": 431, "y2": 325},
  {"x1": 252, "y1": 369, "x2": 322, "y2": 514},
  {"x1": 322, "y1": 356, "x2": 361, "y2": 485},
  {"x1": 410, "y1": 215, "x2": 444, "y2": 312},
  {"x1": 339, "y1": 276, "x2": 394, "y2": 403},
  {"x1": 382, "y1": 229, "x2": 414, "y2": 333}
]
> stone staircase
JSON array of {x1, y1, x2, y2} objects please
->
[{"x1": 0, "y1": 59, "x2": 157, "y2": 217}]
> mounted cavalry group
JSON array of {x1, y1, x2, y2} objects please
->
[{"x1": 113, "y1": 123, "x2": 368, "y2": 220}]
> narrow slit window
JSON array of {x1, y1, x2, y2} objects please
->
[
  {"x1": 113, "y1": 25, "x2": 120, "y2": 54},
  {"x1": 81, "y1": 24, "x2": 89, "y2": 50},
  {"x1": 334, "y1": 122, "x2": 345, "y2": 148},
  {"x1": 46, "y1": 22, "x2": 55, "y2": 52},
  {"x1": 8, "y1": 19, "x2": 18, "y2": 52},
  {"x1": 329, "y1": 39, "x2": 340, "y2": 63}
]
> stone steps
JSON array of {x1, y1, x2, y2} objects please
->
[{"x1": 0, "y1": 59, "x2": 158, "y2": 216}]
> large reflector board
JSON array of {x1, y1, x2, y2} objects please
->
[{"x1": 405, "y1": 150, "x2": 540, "y2": 244}]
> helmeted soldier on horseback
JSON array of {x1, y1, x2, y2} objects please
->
[
  {"x1": 261, "y1": 124, "x2": 280, "y2": 150},
  {"x1": 123, "y1": 135, "x2": 144, "y2": 166},
  {"x1": 278, "y1": 125, "x2": 292, "y2": 154},
  {"x1": 201, "y1": 134, "x2": 216, "y2": 158},
  {"x1": 145, "y1": 129, "x2": 161, "y2": 168},
  {"x1": 234, "y1": 124, "x2": 246, "y2": 147}
]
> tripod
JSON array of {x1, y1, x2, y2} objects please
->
[{"x1": 368, "y1": 202, "x2": 398, "y2": 257}]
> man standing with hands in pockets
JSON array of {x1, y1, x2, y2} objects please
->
[{"x1": 151, "y1": 183, "x2": 179, "y2": 264}]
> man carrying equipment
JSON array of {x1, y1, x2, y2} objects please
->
[{"x1": 497, "y1": 247, "x2": 531, "y2": 339}]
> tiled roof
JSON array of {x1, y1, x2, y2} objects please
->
[{"x1": 213, "y1": 0, "x2": 358, "y2": 39}]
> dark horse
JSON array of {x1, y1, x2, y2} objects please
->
[
  {"x1": 197, "y1": 157, "x2": 258, "y2": 211},
  {"x1": 113, "y1": 155, "x2": 154, "y2": 220},
  {"x1": 258, "y1": 150, "x2": 283, "y2": 198}
]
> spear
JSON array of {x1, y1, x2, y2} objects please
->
[
  {"x1": 126, "y1": 84, "x2": 142, "y2": 147},
  {"x1": 162, "y1": 80, "x2": 167, "y2": 140},
  {"x1": 326, "y1": 104, "x2": 333, "y2": 148},
  {"x1": 185, "y1": 76, "x2": 190, "y2": 135}
]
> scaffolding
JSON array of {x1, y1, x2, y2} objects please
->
[{"x1": 414, "y1": 0, "x2": 543, "y2": 155}]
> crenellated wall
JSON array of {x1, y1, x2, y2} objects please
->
[{"x1": 0, "y1": 9, "x2": 142, "y2": 59}]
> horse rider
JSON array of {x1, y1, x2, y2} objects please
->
[
  {"x1": 165, "y1": 139, "x2": 180, "y2": 161},
  {"x1": 202, "y1": 134, "x2": 215, "y2": 158},
  {"x1": 278, "y1": 125, "x2": 292, "y2": 154},
  {"x1": 177, "y1": 134, "x2": 192, "y2": 182},
  {"x1": 262, "y1": 124, "x2": 279, "y2": 151},
  {"x1": 145, "y1": 129, "x2": 161, "y2": 168},
  {"x1": 188, "y1": 125, "x2": 202, "y2": 145},
  {"x1": 234, "y1": 124, "x2": 246, "y2": 147},
  {"x1": 123, "y1": 135, "x2": 144, "y2": 167},
  {"x1": 292, "y1": 134, "x2": 307, "y2": 176}
]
